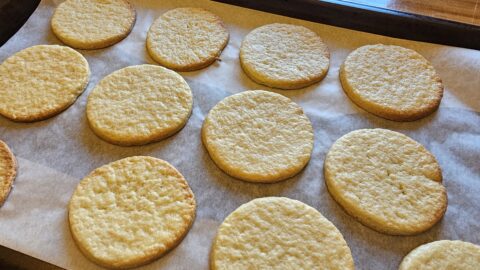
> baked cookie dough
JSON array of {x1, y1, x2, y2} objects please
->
[
  {"x1": 202, "y1": 90, "x2": 313, "y2": 183},
  {"x1": 69, "y1": 156, "x2": 196, "y2": 269},
  {"x1": 0, "y1": 45, "x2": 90, "y2": 122},
  {"x1": 211, "y1": 197, "x2": 354, "y2": 270},
  {"x1": 340, "y1": 44, "x2": 443, "y2": 121},
  {"x1": 240, "y1": 23, "x2": 330, "y2": 89},
  {"x1": 147, "y1": 7, "x2": 229, "y2": 71},
  {"x1": 399, "y1": 240, "x2": 480, "y2": 270},
  {"x1": 51, "y1": 0, "x2": 136, "y2": 49},
  {"x1": 0, "y1": 140, "x2": 16, "y2": 207},
  {"x1": 324, "y1": 129, "x2": 447, "y2": 235},
  {"x1": 87, "y1": 65, "x2": 193, "y2": 146}
]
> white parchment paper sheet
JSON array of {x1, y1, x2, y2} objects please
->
[{"x1": 1, "y1": 0, "x2": 479, "y2": 269}]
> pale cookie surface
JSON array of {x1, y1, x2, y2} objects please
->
[
  {"x1": 0, "y1": 140, "x2": 16, "y2": 207},
  {"x1": 324, "y1": 129, "x2": 447, "y2": 235},
  {"x1": 0, "y1": 45, "x2": 90, "y2": 122},
  {"x1": 69, "y1": 156, "x2": 196, "y2": 269},
  {"x1": 51, "y1": 0, "x2": 136, "y2": 49},
  {"x1": 211, "y1": 197, "x2": 354, "y2": 270},
  {"x1": 399, "y1": 240, "x2": 480, "y2": 270},
  {"x1": 240, "y1": 23, "x2": 330, "y2": 89},
  {"x1": 147, "y1": 7, "x2": 229, "y2": 71},
  {"x1": 87, "y1": 65, "x2": 193, "y2": 146},
  {"x1": 340, "y1": 44, "x2": 443, "y2": 121},
  {"x1": 202, "y1": 90, "x2": 313, "y2": 183}
]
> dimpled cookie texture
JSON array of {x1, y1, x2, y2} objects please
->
[
  {"x1": 340, "y1": 44, "x2": 443, "y2": 121},
  {"x1": 147, "y1": 7, "x2": 229, "y2": 71},
  {"x1": 211, "y1": 197, "x2": 355, "y2": 270},
  {"x1": 0, "y1": 45, "x2": 90, "y2": 122},
  {"x1": 240, "y1": 23, "x2": 330, "y2": 89},
  {"x1": 399, "y1": 240, "x2": 480, "y2": 270},
  {"x1": 69, "y1": 156, "x2": 196, "y2": 269},
  {"x1": 0, "y1": 140, "x2": 16, "y2": 206},
  {"x1": 51, "y1": 0, "x2": 136, "y2": 49},
  {"x1": 202, "y1": 90, "x2": 314, "y2": 183},
  {"x1": 324, "y1": 129, "x2": 447, "y2": 235},
  {"x1": 86, "y1": 65, "x2": 193, "y2": 146}
]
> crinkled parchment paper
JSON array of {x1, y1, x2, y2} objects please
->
[{"x1": 0, "y1": 0, "x2": 479, "y2": 269}]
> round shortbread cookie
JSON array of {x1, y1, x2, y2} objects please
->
[
  {"x1": 87, "y1": 65, "x2": 193, "y2": 146},
  {"x1": 240, "y1": 23, "x2": 330, "y2": 89},
  {"x1": 51, "y1": 0, "x2": 136, "y2": 49},
  {"x1": 340, "y1": 44, "x2": 443, "y2": 121},
  {"x1": 399, "y1": 240, "x2": 480, "y2": 270},
  {"x1": 146, "y1": 7, "x2": 229, "y2": 71},
  {"x1": 0, "y1": 45, "x2": 90, "y2": 122},
  {"x1": 0, "y1": 140, "x2": 16, "y2": 207},
  {"x1": 69, "y1": 156, "x2": 196, "y2": 269},
  {"x1": 324, "y1": 129, "x2": 447, "y2": 235},
  {"x1": 202, "y1": 90, "x2": 313, "y2": 183},
  {"x1": 211, "y1": 197, "x2": 355, "y2": 270}
]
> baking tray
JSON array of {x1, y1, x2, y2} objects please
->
[{"x1": 0, "y1": 1, "x2": 479, "y2": 269}]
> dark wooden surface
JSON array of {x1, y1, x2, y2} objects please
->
[
  {"x1": 0, "y1": 245, "x2": 61, "y2": 270},
  {"x1": 215, "y1": 0, "x2": 480, "y2": 50},
  {"x1": 345, "y1": 0, "x2": 480, "y2": 26},
  {"x1": 0, "y1": 0, "x2": 41, "y2": 47}
]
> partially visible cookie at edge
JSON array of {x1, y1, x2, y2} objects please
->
[
  {"x1": 399, "y1": 240, "x2": 480, "y2": 270},
  {"x1": 340, "y1": 44, "x2": 443, "y2": 121},
  {"x1": 211, "y1": 197, "x2": 355, "y2": 270},
  {"x1": 147, "y1": 7, "x2": 229, "y2": 71},
  {"x1": 0, "y1": 140, "x2": 17, "y2": 207}
]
